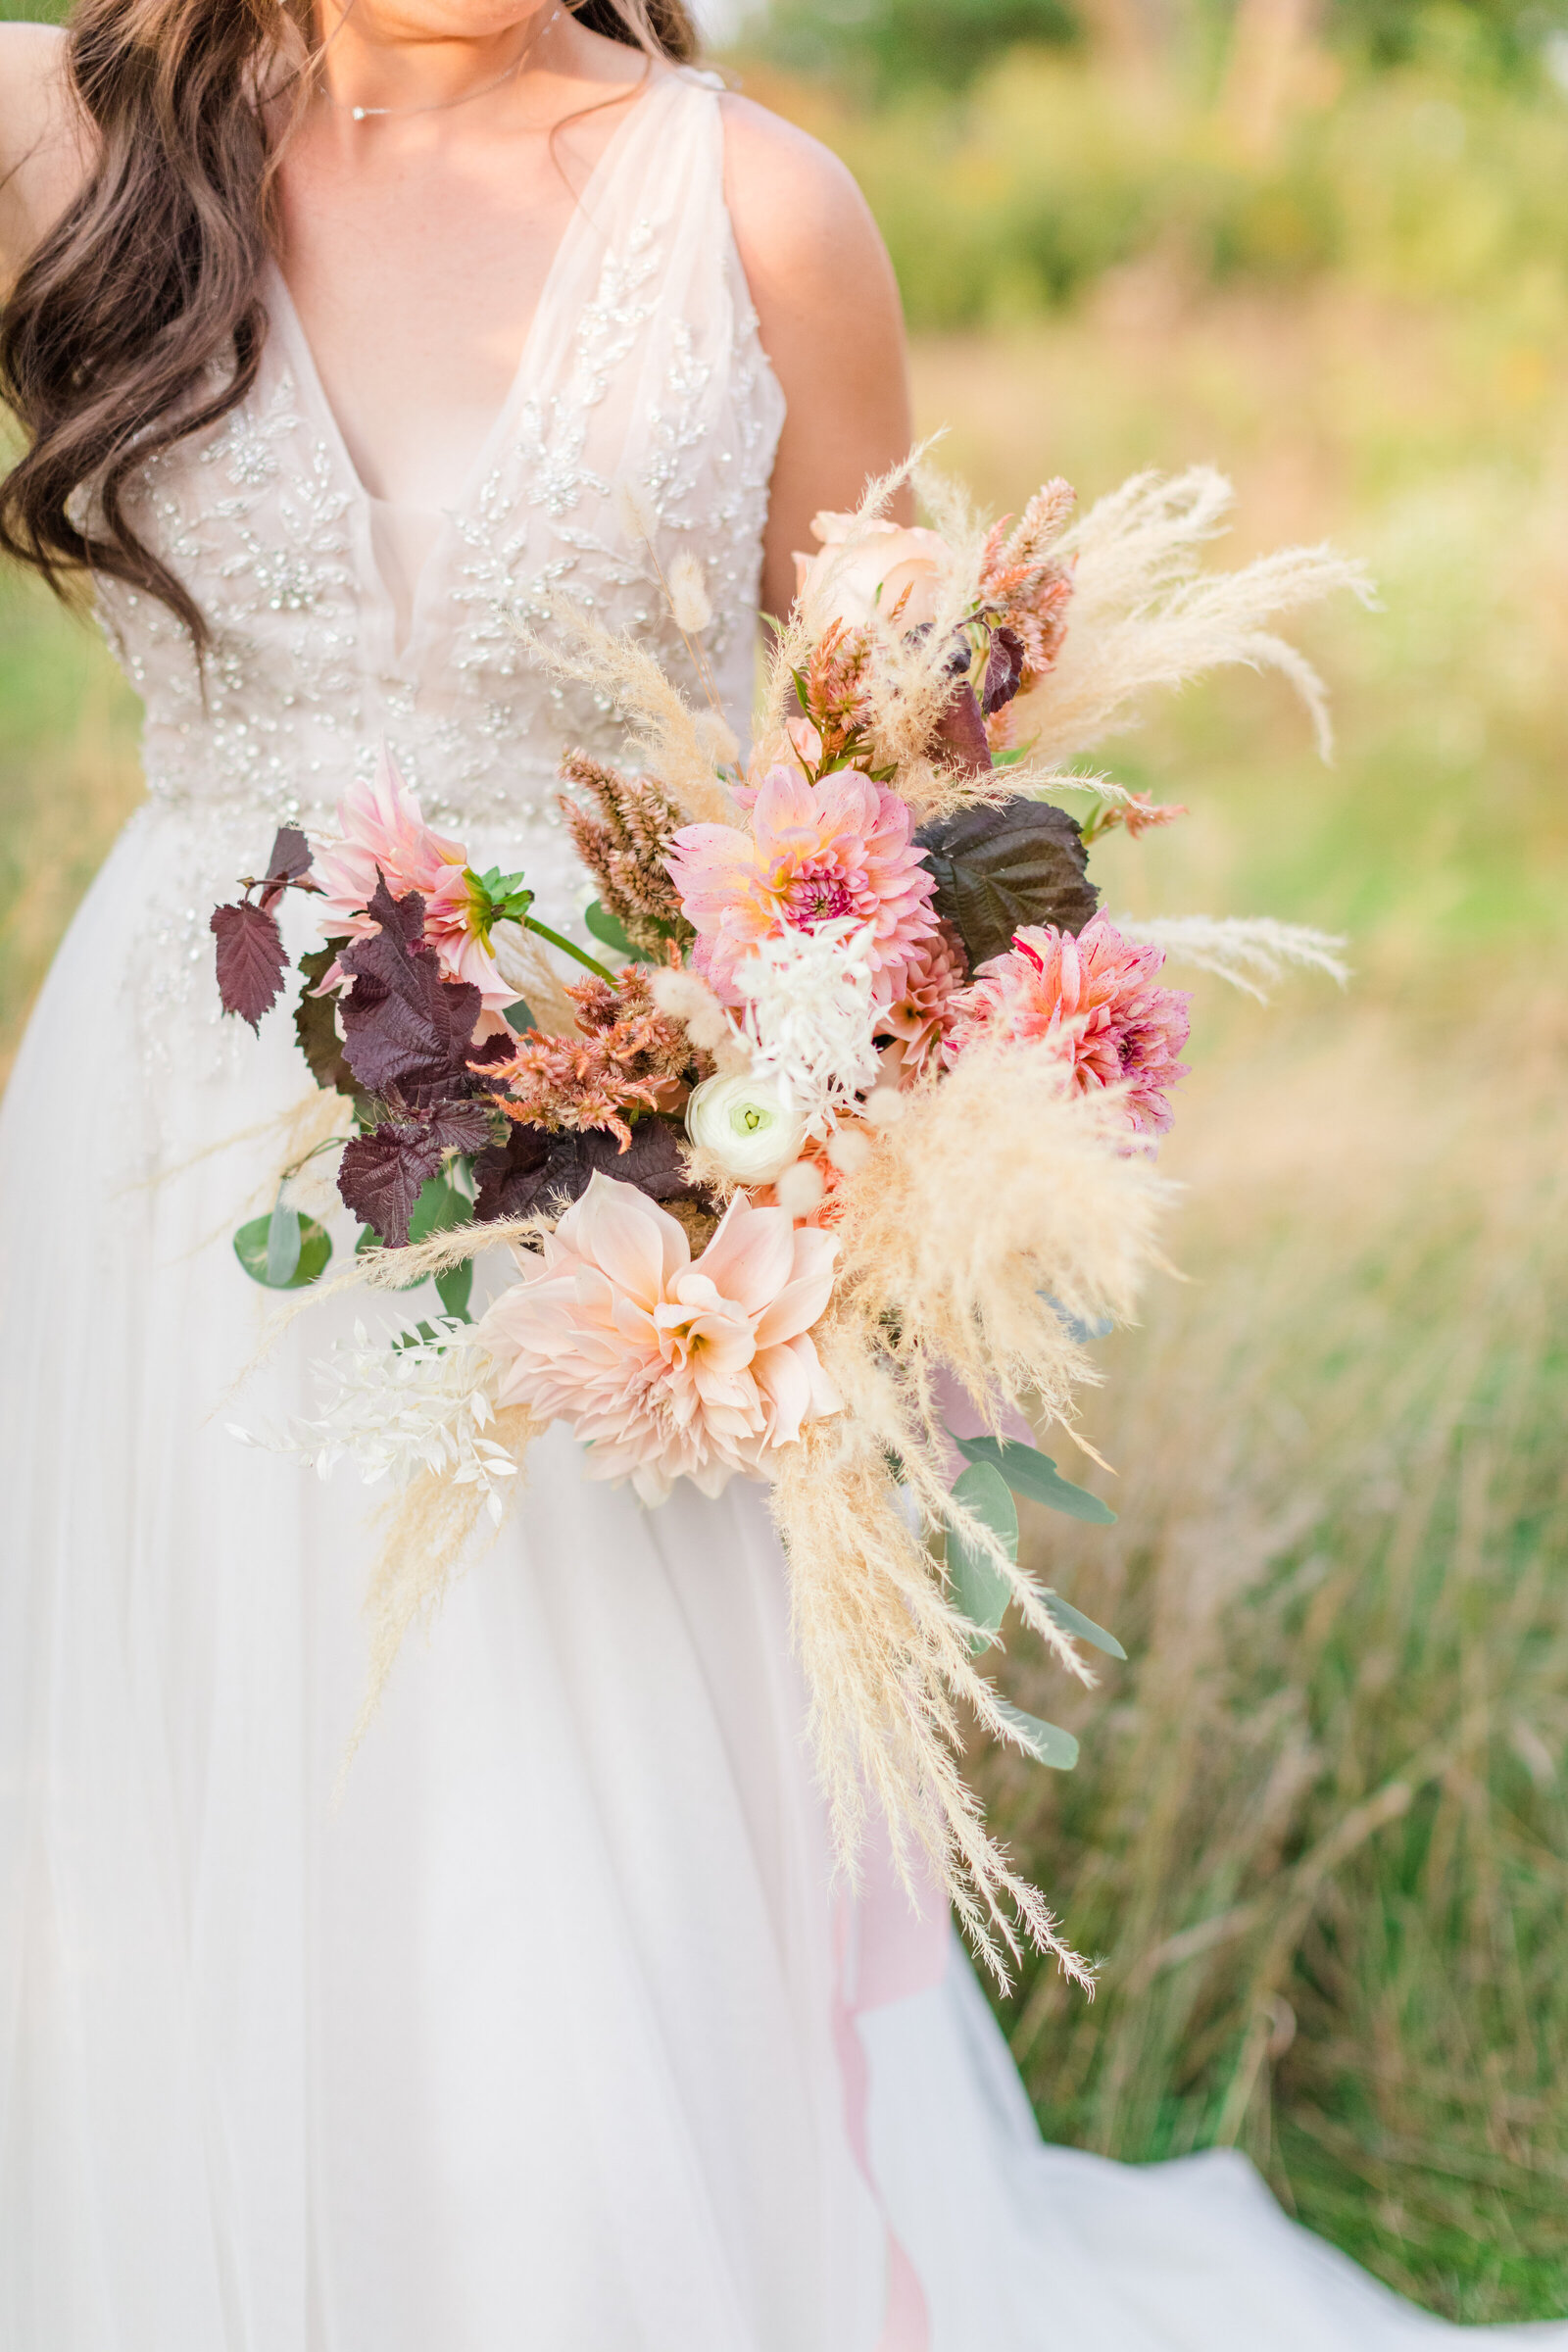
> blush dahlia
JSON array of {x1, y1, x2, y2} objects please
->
[
  {"x1": 949, "y1": 914, "x2": 1191, "y2": 1134},
  {"x1": 665, "y1": 765, "x2": 940, "y2": 1009}
]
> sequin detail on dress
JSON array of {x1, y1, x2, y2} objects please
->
[{"x1": 92, "y1": 75, "x2": 785, "y2": 1066}]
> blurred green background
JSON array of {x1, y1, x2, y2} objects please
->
[{"x1": 4, "y1": 0, "x2": 1568, "y2": 2321}]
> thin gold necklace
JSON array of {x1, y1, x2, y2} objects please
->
[{"x1": 328, "y1": 6, "x2": 560, "y2": 123}]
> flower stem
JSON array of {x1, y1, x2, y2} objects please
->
[{"x1": 523, "y1": 915, "x2": 616, "y2": 984}]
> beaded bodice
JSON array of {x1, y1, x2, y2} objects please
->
[{"x1": 98, "y1": 70, "x2": 783, "y2": 997}]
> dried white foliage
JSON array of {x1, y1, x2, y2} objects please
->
[{"x1": 732, "y1": 919, "x2": 882, "y2": 1136}]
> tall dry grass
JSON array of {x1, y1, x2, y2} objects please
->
[
  {"x1": 904, "y1": 267, "x2": 1568, "y2": 2321},
  {"x1": 982, "y1": 992, "x2": 1568, "y2": 2320}
]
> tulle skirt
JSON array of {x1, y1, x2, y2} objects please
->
[{"x1": 3, "y1": 805, "x2": 1561, "y2": 2350}]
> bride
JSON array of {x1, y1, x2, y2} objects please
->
[{"x1": 0, "y1": 5, "x2": 1558, "y2": 2344}]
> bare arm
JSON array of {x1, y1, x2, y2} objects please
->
[
  {"x1": 721, "y1": 95, "x2": 912, "y2": 622},
  {"x1": 0, "y1": 24, "x2": 86, "y2": 292}
]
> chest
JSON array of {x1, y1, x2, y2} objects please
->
[{"x1": 273, "y1": 97, "x2": 637, "y2": 513}]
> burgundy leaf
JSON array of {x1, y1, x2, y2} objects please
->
[
  {"x1": 425, "y1": 1099, "x2": 496, "y2": 1157},
  {"x1": 472, "y1": 1114, "x2": 702, "y2": 1225},
  {"x1": 914, "y1": 799, "x2": 1098, "y2": 968},
  {"x1": 338, "y1": 1122, "x2": 448, "y2": 1249},
  {"x1": 931, "y1": 682, "x2": 993, "y2": 777},
  {"x1": 294, "y1": 942, "x2": 360, "y2": 1098},
  {"x1": 259, "y1": 824, "x2": 313, "y2": 912},
  {"x1": 981, "y1": 626, "x2": 1025, "y2": 716},
  {"x1": 212, "y1": 900, "x2": 287, "y2": 1030},
  {"x1": 336, "y1": 880, "x2": 483, "y2": 1104}
]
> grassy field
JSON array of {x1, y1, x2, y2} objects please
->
[
  {"x1": 899, "y1": 281, "x2": 1568, "y2": 2318},
  {"x1": 4, "y1": 32, "x2": 1568, "y2": 2324}
]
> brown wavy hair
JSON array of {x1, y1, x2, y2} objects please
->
[{"x1": 0, "y1": 0, "x2": 699, "y2": 649}]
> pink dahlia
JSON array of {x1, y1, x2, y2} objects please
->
[
  {"x1": 877, "y1": 918, "x2": 967, "y2": 1079},
  {"x1": 666, "y1": 764, "x2": 939, "y2": 1007},
  {"x1": 477, "y1": 1174, "x2": 840, "y2": 1505},
  {"x1": 949, "y1": 914, "x2": 1192, "y2": 1135},
  {"x1": 312, "y1": 747, "x2": 512, "y2": 1009}
]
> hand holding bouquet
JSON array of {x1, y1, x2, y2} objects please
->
[{"x1": 216, "y1": 460, "x2": 1365, "y2": 1978}]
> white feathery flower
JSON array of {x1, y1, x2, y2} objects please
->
[
  {"x1": 229, "y1": 1317, "x2": 518, "y2": 1526},
  {"x1": 730, "y1": 919, "x2": 882, "y2": 1137}
]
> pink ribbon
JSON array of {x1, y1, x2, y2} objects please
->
[{"x1": 831, "y1": 1819, "x2": 950, "y2": 2351}]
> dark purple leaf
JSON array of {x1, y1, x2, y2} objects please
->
[
  {"x1": 472, "y1": 1114, "x2": 704, "y2": 1225},
  {"x1": 294, "y1": 942, "x2": 360, "y2": 1099},
  {"x1": 930, "y1": 682, "x2": 993, "y2": 778},
  {"x1": 425, "y1": 1099, "x2": 496, "y2": 1157},
  {"x1": 259, "y1": 825, "x2": 313, "y2": 912},
  {"x1": 336, "y1": 879, "x2": 483, "y2": 1104},
  {"x1": 915, "y1": 799, "x2": 1098, "y2": 969},
  {"x1": 338, "y1": 1122, "x2": 448, "y2": 1249},
  {"x1": 212, "y1": 900, "x2": 287, "y2": 1030},
  {"x1": 981, "y1": 626, "x2": 1025, "y2": 716}
]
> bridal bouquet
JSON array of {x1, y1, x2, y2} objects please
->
[{"x1": 215, "y1": 463, "x2": 1363, "y2": 1978}]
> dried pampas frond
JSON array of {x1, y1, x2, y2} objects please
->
[
  {"x1": 515, "y1": 603, "x2": 737, "y2": 826},
  {"x1": 1115, "y1": 913, "x2": 1351, "y2": 1000},
  {"x1": 488, "y1": 917, "x2": 581, "y2": 1037},
  {"x1": 346, "y1": 1400, "x2": 544, "y2": 1770},
  {"x1": 833, "y1": 1039, "x2": 1167, "y2": 1434},
  {"x1": 1023, "y1": 468, "x2": 1376, "y2": 765},
  {"x1": 766, "y1": 1045, "x2": 1171, "y2": 1976},
  {"x1": 771, "y1": 1411, "x2": 1096, "y2": 1989}
]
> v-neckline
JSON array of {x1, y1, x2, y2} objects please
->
[{"x1": 265, "y1": 71, "x2": 669, "y2": 660}]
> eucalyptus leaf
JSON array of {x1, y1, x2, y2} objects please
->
[
  {"x1": 991, "y1": 1695, "x2": 1079, "y2": 1771},
  {"x1": 234, "y1": 1212, "x2": 332, "y2": 1291},
  {"x1": 952, "y1": 1432, "x2": 1116, "y2": 1526},
  {"x1": 265, "y1": 1199, "x2": 302, "y2": 1286},
  {"x1": 948, "y1": 1459, "x2": 1018, "y2": 1644},
  {"x1": 1042, "y1": 1590, "x2": 1127, "y2": 1662}
]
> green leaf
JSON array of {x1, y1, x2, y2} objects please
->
[
  {"x1": 408, "y1": 1172, "x2": 470, "y2": 1246},
  {"x1": 584, "y1": 899, "x2": 636, "y2": 956},
  {"x1": 355, "y1": 1172, "x2": 471, "y2": 1292},
  {"x1": 504, "y1": 998, "x2": 537, "y2": 1035},
  {"x1": 234, "y1": 1212, "x2": 332, "y2": 1290},
  {"x1": 991, "y1": 1696, "x2": 1079, "y2": 1771},
  {"x1": 948, "y1": 1459, "x2": 1018, "y2": 1644},
  {"x1": 434, "y1": 1260, "x2": 474, "y2": 1321},
  {"x1": 266, "y1": 1198, "x2": 302, "y2": 1286},
  {"x1": 952, "y1": 1432, "x2": 1116, "y2": 1525},
  {"x1": 1042, "y1": 1590, "x2": 1127, "y2": 1662}
]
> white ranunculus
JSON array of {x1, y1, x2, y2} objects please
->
[{"x1": 685, "y1": 1072, "x2": 806, "y2": 1185}]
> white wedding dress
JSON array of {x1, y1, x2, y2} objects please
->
[{"x1": 0, "y1": 68, "x2": 1558, "y2": 2352}]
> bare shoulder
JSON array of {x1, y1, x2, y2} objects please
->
[
  {"x1": 718, "y1": 91, "x2": 894, "y2": 313},
  {"x1": 0, "y1": 24, "x2": 89, "y2": 283}
]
